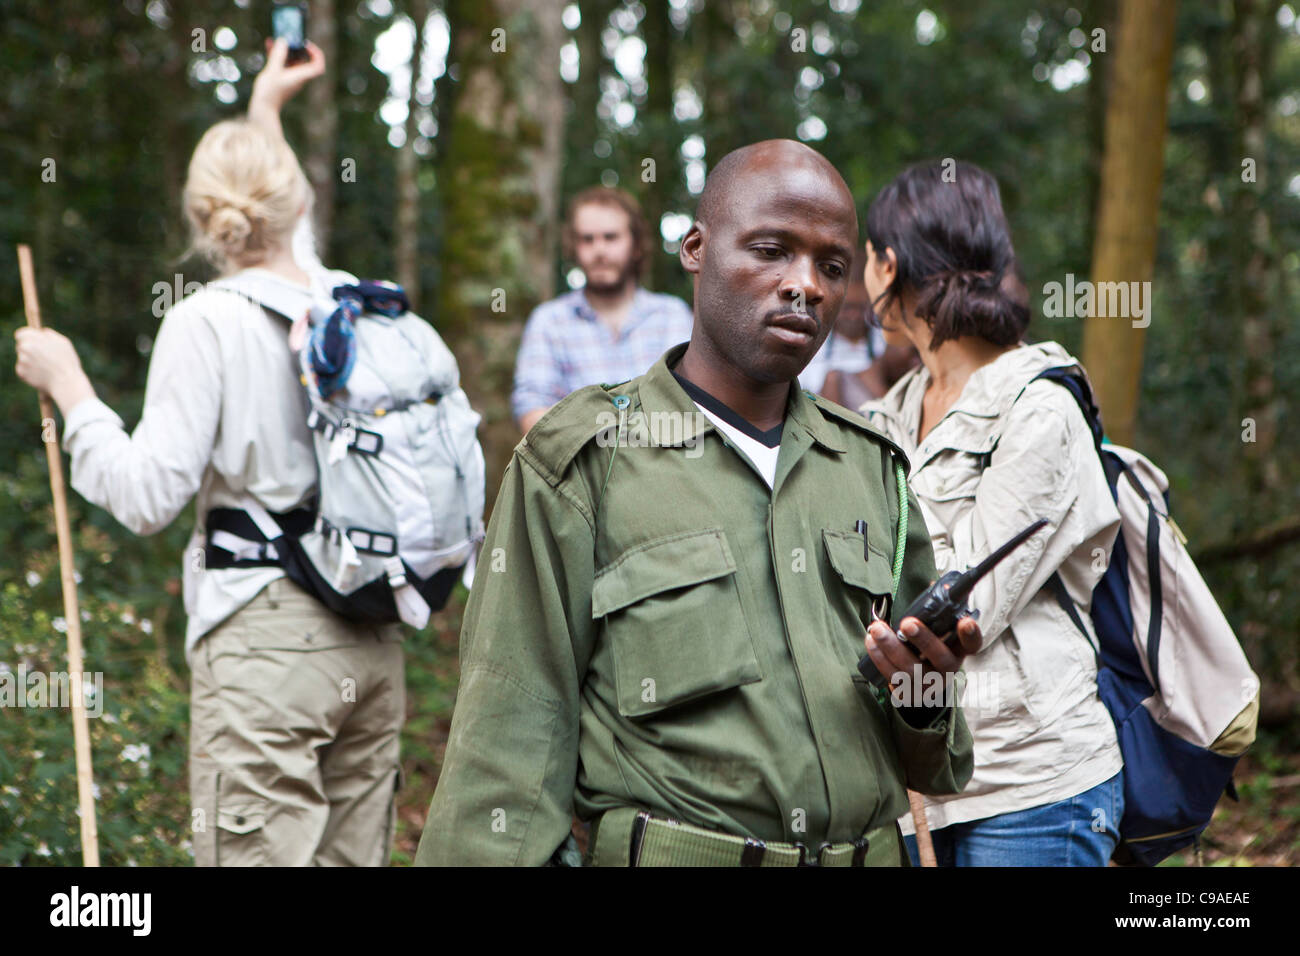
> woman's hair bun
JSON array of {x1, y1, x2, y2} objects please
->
[
  {"x1": 865, "y1": 160, "x2": 1031, "y2": 348},
  {"x1": 182, "y1": 118, "x2": 308, "y2": 273},
  {"x1": 207, "y1": 204, "x2": 253, "y2": 253}
]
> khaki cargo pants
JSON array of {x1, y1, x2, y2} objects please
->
[{"x1": 189, "y1": 577, "x2": 405, "y2": 866}]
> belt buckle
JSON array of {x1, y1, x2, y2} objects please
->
[
  {"x1": 851, "y1": 835, "x2": 870, "y2": 867},
  {"x1": 629, "y1": 811, "x2": 650, "y2": 866},
  {"x1": 795, "y1": 841, "x2": 833, "y2": 867},
  {"x1": 740, "y1": 837, "x2": 766, "y2": 867}
]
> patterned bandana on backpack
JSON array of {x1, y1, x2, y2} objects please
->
[
  {"x1": 1018, "y1": 367, "x2": 1260, "y2": 865},
  {"x1": 203, "y1": 271, "x2": 486, "y2": 630}
]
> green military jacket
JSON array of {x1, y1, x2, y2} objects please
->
[{"x1": 416, "y1": 344, "x2": 973, "y2": 866}]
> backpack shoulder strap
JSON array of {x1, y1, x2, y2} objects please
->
[
  {"x1": 208, "y1": 273, "x2": 317, "y2": 324},
  {"x1": 1021, "y1": 369, "x2": 1112, "y2": 668},
  {"x1": 1025, "y1": 366, "x2": 1106, "y2": 454},
  {"x1": 1045, "y1": 571, "x2": 1100, "y2": 662}
]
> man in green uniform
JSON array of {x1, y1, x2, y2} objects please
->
[{"x1": 416, "y1": 139, "x2": 982, "y2": 867}]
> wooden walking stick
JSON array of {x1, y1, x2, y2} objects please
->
[
  {"x1": 17, "y1": 244, "x2": 100, "y2": 867},
  {"x1": 908, "y1": 789, "x2": 937, "y2": 867}
]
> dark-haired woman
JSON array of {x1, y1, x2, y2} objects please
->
[{"x1": 860, "y1": 160, "x2": 1124, "y2": 866}]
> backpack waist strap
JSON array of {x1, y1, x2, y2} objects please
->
[{"x1": 204, "y1": 506, "x2": 316, "y2": 569}]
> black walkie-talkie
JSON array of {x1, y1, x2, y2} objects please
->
[{"x1": 857, "y1": 518, "x2": 1049, "y2": 689}]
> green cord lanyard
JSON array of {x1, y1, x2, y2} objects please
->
[
  {"x1": 891, "y1": 457, "x2": 908, "y2": 601},
  {"x1": 875, "y1": 457, "x2": 909, "y2": 709}
]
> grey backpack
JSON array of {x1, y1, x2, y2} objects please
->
[{"x1": 204, "y1": 271, "x2": 485, "y2": 629}]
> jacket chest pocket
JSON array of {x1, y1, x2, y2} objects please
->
[
  {"x1": 911, "y1": 450, "x2": 986, "y2": 504},
  {"x1": 592, "y1": 529, "x2": 761, "y2": 718},
  {"x1": 822, "y1": 529, "x2": 897, "y2": 632},
  {"x1": 910, "y1": 450, "x2": 987, "y2": 558}
]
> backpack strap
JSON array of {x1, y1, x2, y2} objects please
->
[
  {"x1": 1016, "y1": 368, "x2": 1108, "y2": 667},
  {"x1": 1045, "y1": 571, "x2": 1100, "y2": 664},
  {"x1": 1112, "y1": 456, "x2": 1166, "y2": 695},
  {"x1": 208, "y1": 272, "x2": 318, "y2": 324},
  {"x1": 1031, "y1": 368, "x2": 1166, "y2": 695}
]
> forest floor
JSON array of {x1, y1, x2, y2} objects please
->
[{"x1": 390, "y1": 591, "x2": 1300, "y2": 867}]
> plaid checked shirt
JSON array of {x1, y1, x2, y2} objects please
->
[{"x1": 511, "y1": 288, "x2": 694, "y2": 421}]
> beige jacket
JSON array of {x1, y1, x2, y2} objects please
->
[
  {"x1": 61, "y1": 267, "x2": 352, "y2": 659},
  {"x1": 862, "y1": 341, "x2": 1123, "y2": 831}
]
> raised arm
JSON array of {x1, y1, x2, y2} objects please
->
[{"x1": 248, "y1": 38, "x2": 325, "y2": 143}]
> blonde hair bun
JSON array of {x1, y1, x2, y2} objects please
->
[
  {"x1": 208, "y1": 204, "x2": 253, "y2": 254},
  {"x1": 183, "y1": 119, "x2": 309, "y2": 272}
]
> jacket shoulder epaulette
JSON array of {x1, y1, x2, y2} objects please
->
[
  {"x1": 519, "y1": 381, "x2": 636, "y2": 483},
  {"x1": 807, "y1": 391, "x2": 913, "y2": 475}
]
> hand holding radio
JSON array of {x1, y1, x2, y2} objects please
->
[
  {"x1": 862, "y1": 614, "x2": 983, "y2": 702},
  {"x1": 858, "y1": 518, "x2": 1050, "y2": 692}
]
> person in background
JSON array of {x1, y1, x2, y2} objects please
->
[
  {"x1": 859, "y1": 159, "x2": 1123, "y2": 867},
  {"x1": 13, "y1": 40, "x2": 405, "y2": 867},
  {"x1": 800, "y1": 245, "x2": 918, "y2": 407},
  {"x1": 512, "y1": 187, "x2": 693, "y2": 433}
]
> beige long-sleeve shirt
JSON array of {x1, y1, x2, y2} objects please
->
[
  {"x1": 61, "y1": 266, "x2": 352, "y2": 658},
  {"x1": 862, "y1": 341, "x2": 1123, "y2": 831}
]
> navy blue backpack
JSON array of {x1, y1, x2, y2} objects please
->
[{"x1": 1026, "y1": 368, "x2": 1259, "y2": 865}]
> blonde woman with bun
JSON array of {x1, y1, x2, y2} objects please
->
[{"x1": 14, "y1": 40, "x2": 405, "y2": 867}]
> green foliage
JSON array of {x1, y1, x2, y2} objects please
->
[{"x1": 0, "y1": 516, "x2": 191, "y2": 866}]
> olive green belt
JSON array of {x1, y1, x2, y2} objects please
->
[{"x1": 589, "y1": 807, "x2": 909, "y2": 867}]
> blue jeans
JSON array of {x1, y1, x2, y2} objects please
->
[{"x1": 904, "y1": 772, "x2": 1124, "y2": 866}]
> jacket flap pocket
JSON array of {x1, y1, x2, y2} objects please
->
[
  {"x1": 217, "y1": 805, "x2": 266, "y2": 835},
  {"x1": 911, "y1": 464, "x2": 983, "y2": 503},
  {"x1": 592, "y1": 529, "x2": 736, "y2": 618},
  {"x1": 823, "y1": 529, "x2": 895, "y2": 596}
]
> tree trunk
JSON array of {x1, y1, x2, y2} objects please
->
[
  {"x1": 1082, "y1": 0, "x2": 1117, "y2": 267},
  {"x1": 434, "y1": 0, "x2": 566, "y2": 510},
  {"x1": 699, "y1": 1, "x2": 739, "y2": 160},
  {"x1": 562, "y1": 0, "x2": 610, "y2": 205},
  {"x1": 1232, "y1": 0, "x2": 1282, "y2": 497},
  {"x1": 1080, "y1": 0, "x2": 1179, "y2": 446},
  {"x1": 436, "y1": 0, "x2": 564, "y2": 327},
  {"x1": 305, "y1": 0, "x2": 339, "y2": 259},
  {"x1": 640, "y1": 0, "x2": 675, "y2": 292},
  {"x1": 395, "y1": 0, "x2": 430, "y2": 308}
]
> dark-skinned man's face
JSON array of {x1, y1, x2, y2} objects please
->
[{"x1": 680, "y1": 156, "x2": 857, "y2": 385}]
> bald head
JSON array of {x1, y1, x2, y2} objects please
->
[
  {"x1": 696, "y1": 139, "x2": 856, "y2": 232},
  {"x1": 676, "y1": 139, "x2": 860, "y2": 392}
]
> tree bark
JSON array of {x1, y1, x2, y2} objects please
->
[
  {"x1": 1082, "y1": 0, "x2": 1117, "y2": 265},
  {"x1": 436, "y1": 0, "x2": 564, "y2": 328},
  {"x1": 395, "y1": 0, "x2": 430, "y2": 308},
  {"x1": 640, "y1": 0, "x2": 675, "y2": 292},
  {"x1": 305, "y1": 0, "x2": 339, "y2": 259},
  {"x1": 434, "y1": 0, "x2": 565, "y2": 511},
  {"x1": 1080, "y1": 0, "x2": 1179, "y2": 446},
  {"x1": 1231, "y1": 0, "x2": 1283, "y2": 497}
]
